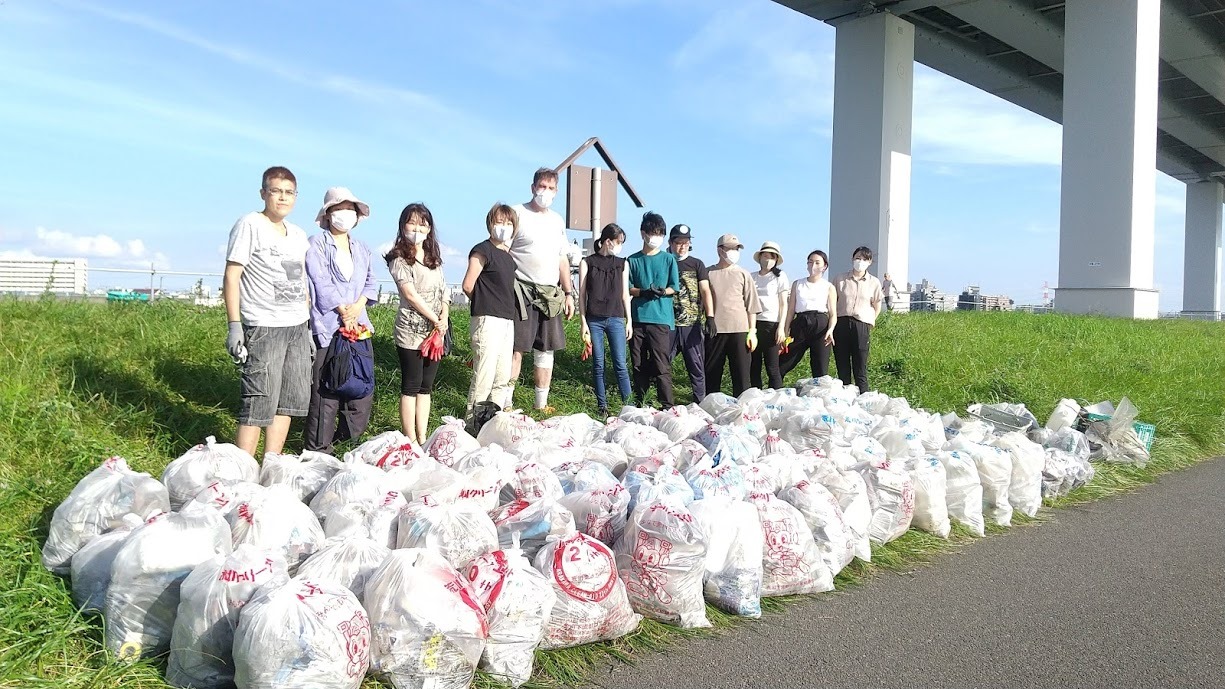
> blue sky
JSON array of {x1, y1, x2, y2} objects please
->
[{"x1": 0, "y1": 0, "x2": 1197, "y2": 308}]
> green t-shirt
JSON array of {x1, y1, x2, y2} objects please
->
[{"x1": 627, "y1": 249, "x2": 680, "y2": 328}]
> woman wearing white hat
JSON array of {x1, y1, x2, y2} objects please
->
[
  {"x1": 750, "y1": 241, "x2": 790, "y2": 390},
  {"x1": 304, "y1": 187, "x2": 378, "y2": 453}
]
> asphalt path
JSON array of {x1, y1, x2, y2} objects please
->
[{"x1": 587, "y1": 458, "x2": 1225, "y2": 689}]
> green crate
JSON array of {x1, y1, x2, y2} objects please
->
[{"x1": 1083, "y1": 412, "x2": 1156, "y2": 452}]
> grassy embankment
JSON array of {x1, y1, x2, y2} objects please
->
[{"x1": 0, "y1": 298, "x2": 1221, "y2": 688}]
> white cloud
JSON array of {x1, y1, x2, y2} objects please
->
[
  {"x1": 440, "y1": 244, "x2": 462, "y2": 259},
  {"x1": 2, "y1": 226, "x2": 171, "y2": 268},
  {"x1": 912, "y1": 67, "x2": 1062, "y2": 167}
]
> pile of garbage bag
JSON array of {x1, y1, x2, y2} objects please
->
[{"x1": 44, "y1": 385, "x2": 1142, "y2": 687}]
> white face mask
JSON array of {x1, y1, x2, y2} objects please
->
[
  {"x1": 408, "y1": 231, "x2": 428, "y2": 245},
  {"x1": 760, "y1": 257, "x2": 777, "y2": 271},
  {"x1": 609, "y1": 243, "x2": 624, "y2": 256},
  {"x1": 533, "y1": 189, "x2": 555, "y2": 209},
  {"x1": 853, "y1": 259, "x2": 870, "y2": 273},
  {"x1": 724, "y1": 249, "x2": 741, "y2": 264},
  {"x1": 808, "y1": 263, "x2": 825, "y2": 277},
  {"x1": 491, "y1": 224, "x2": 513, "y2": 243},
  {"x1": 328, "y1": 209, "x2": 358, "y2": 233},
  {"x1": 645, "y1": 235, "x2": 664, "y2": 249}
]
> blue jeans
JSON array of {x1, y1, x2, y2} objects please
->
[{"x1": 588, "y1": 316, "x2": 632, "y2": 409}]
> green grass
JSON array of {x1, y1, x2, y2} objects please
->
[{"x1": 1, "y1": 298, "x2": 1222, "y2": 688}]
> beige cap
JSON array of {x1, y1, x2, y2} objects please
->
[
  {"x1": 315, "y1": 187, "x2": 371, "y2": 227},
  {"x1": 716, "y1": 233, "x2": 743, "y2": 250}
]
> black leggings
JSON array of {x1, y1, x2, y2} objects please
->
[
  {"x1": 750, "y1": 320, "x2": 783, "y2": 389},
  {"x1": 397, "y1": 345, "x2": 439, "y2": 396},
  {"x1": 779, "y1": 311, "x2": 832, "y2": 380}
]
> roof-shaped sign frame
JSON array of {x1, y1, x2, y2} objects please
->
[{"x1": 554, "y1": 136, "x2": 645, "y2": 208}]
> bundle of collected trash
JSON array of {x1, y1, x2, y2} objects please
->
[{"x1": 43, "y1": 383, "x2": 1148, "y2": 688}]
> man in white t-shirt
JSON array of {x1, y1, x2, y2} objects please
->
[
  {"x1": 508, "y1": 167, "x2": 575, "y2": 413},
  {"x1": 223, "y1": 166, "x2": 313, "y2": 457}
]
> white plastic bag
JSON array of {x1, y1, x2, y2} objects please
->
[
  {"x1": 559, "y1": 484, "x2": 630, "y2": 547},
  {"x1": 70, "y1": 514, "x2": 142, "y2": 614},
  {"x1": 182, "y1": 479, "x2": 267, "y2": 521},
  {"x1": 907, "y1": 456, "x2": 950, "y2": 538},
  {"x1": 693, "y1": 423, "x2": 763, "y2": 464},
  {"x1": 451, "y1": 443, "x2": 518, "y2": 478},
  {"x1": 296, "y1": 536, "x2": 391, "y2": 601},
  {"x1": 343, "y1": 429, "x2": 427, "y2": 469},
  {"x1": 43, "y1": 456, "x2": 170, "y2": 574},
  {"x1": 500, "y1": 459, "x2": 566, "y2": 505},
  {"x1": 809, "y1": 464, "x2": 873, "y2": 562},
  {"x1": 233, "y1": 577, "x2": 370, "y2": 689},
  {"x1": 534, "y1": 532, "x2": 642, "y2": 649},
  {"x1": 616, "y1": 499, "x2": 710, "y2": 628},
  {"x1": 507, "y1": 436, "x2": 576, "y2": 470},
  {"x1": 1042, "y1": 448, "x2": 1095, "y2": 499},
  {"x1": 424, "y1": 416, "x2": 481, "y2": 467},
  {"x1": 993, "y1": 431, "x2": 1045, "y2": 518},
  {"x1": 383, "y1": 456, "x2": 470, "y2": 503},
  {"x1": 477, "y1": 411, "x2": 539, "y2": 448},
  {"x1": 777, "y1": 480, "x2": 855, "y2": 576},
  {"x1": 491, "y1": 499, "x2": 577, "y2": 559},
  {"x1": 397, "y1": 496, "x2": 499, "y2": 570},
  {"x1": 309, "y1": 462, "x2": 391, "y2": 524},
  {"x1": 777, "y1": 408, "x2": 838, "y2": 451},
  {"x1": 855, "y1": 459, "x2": 916, "y2": 544},
  {"x1": 684, "y1": 459, "x2": 748, "y2": 501},
  {"x1": 756, "y1": 453, "x2": 811, "y2": 492},
  {"x1": 231, "y1": 484, "x2": 326, "y2": 572},
  {"x1": 465, "y1": 539, "x2": 556, "y2": 687},
  {"x1": 541, "y1": 412, "x2": 605, "y2": 445},
  {"x1": 322, "y1": 489, "x2": 405, "y2": 548},
  {"x1": 618, "y1": 405, "x2": 660, "y2": 426},
  {"x1": 698, "y1": 392, "x2": 739, "y2": 417},
  {"x1": 606, "y1": 421, "x2": 673, "y2": 459},
  {"x1": 739, "y1": 462, "x2": 781, "y2": 495},
  {"x1": 935, "y1": 450, "x2": 985, "y2": 536},
  {"x1": 654, "y1": 405, "x2": 709, "y2": 442},
  {"x1": 578, "y1": 442, "x2": 631, "y2": 478},
  {"x1": 747, "y1": 492, "x2": 833, "y2": 596},
  {"x1": 364, "y1": 549, "x2": 487, "y2": 689},
  {"x1": 162, "y1": 436, "x2": 259, "y2": 510},
  {"x1": 553, "y1": 460, "x2": 620, "y2": 494},
  {"x1": 623, "y1": 459, "x2": 695, "y2": 513},
  {"x1": 763, "y1": 430, "x2": 797, "y2": 456},
  {"x1": 855, "y1": 391, "x2": 890, "y2": 415},
  {"x1": 687, "y1": 497, "x2": 763, "y2": 617},
  {"x1": 166, "y1": 545, "x2": 288, "y2": 689},
  {"x1": 259, "y1": 451, "x2": 343, "y2": 503},
  {"x1": 947, "y1": 437, "x2": 1013, "y2": 526},
  {"x1": 105, "y1": 509, "x2": 232, "y2": 660}
]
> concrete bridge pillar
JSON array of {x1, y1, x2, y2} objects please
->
[{"x1": 1182, "y1": 180, "x2": 1224, "y2": 319}]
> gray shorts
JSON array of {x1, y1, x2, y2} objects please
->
[
  {"x1": 513, "y1": 304, "x2": 567, "y2": 353},
  {"x1": 239, "y1": 322, "x2": 313, "y2": 426}
]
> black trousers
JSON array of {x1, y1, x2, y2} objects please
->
[
  {"x1": 305, "y1": 343, "x2": 374, "y2": 453},
  {"x1": 630, "y1": 323, "x2": 675, "y2": 408},
  {"x1": 750, "y1": 320, "x2": 783, "y2": 390},
  {"x1": 705, "y1": 332, "x2": 750, "y2": 397},
  {"x1": 779, "y1": 311, "x2": 832, "y2": 380},
  {"x1": 832, "y1": 317, "x2": 871, "y2": 392}
]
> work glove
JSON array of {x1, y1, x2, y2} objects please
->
[
  {"x1": 703, "y1": 318, "x2": 716, "y2": 339},
  {"x1": 226, "y1": 321, "x2": 247, "y2": 364},
  {"x1": 746, "y1": 328, "x2": 758, "y2": 352}
]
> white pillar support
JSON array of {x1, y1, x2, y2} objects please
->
[
  {"x1": 828, "y1": 12, "x2": 913, "y2": 293},
  {"x1": 1055, "y1": 0, "x2": 1161, "y2": 319},
  {"x1": 1182, "y1": 181, "x2": 1224, "y2": 319}
]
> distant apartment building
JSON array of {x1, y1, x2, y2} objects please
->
[
  {"x1": 909, "y1": 278, "x2": 959, "y2": 312},
  {"x1": 957, "y1": 284, "x2": 1014, "y2": 311},
  {"x1": 0, "y1": 257, "x2": 88, "y2": 295}
]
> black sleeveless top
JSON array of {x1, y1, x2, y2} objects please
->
[{"x1": 583, "y1": 253, "x2": 626, "y2": 319}]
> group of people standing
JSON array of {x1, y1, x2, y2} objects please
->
[
  {"x1": 221, "y1": 164, "x2": 886, "y2": 458},
  {"x1": 575, "y1": 218, "x2": 886, "y2": 417}
]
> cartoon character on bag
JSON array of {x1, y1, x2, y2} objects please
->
[
  {"x1": 762, "y1": 518, "x2": 810, "y2": 577},
  {"x1": 626, "y1": 531, "x2": 674, "y2": 604},
  {"x1": 338, "y1": 610, "x2": 370, "y2": 678}
]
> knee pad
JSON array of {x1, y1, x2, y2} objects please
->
[{"x1": 532, "y1": 349, "x2": 554, "y2": 369}]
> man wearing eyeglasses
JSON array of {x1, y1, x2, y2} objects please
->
[{"x1": 223, "y1": 165, "x2": 312, "y2": 457}]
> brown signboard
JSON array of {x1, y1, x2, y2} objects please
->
[{"x1": 566, "y1": 164, "x2": 620, "y2": 232}]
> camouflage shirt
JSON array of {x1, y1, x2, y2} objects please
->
[{"x1": 673, "y1": 255, "x2": 709, "y2": 327}]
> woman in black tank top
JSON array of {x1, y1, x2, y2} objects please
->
[{"x1": 579, "y1": 223, "x2": 632, "y2": 417}]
